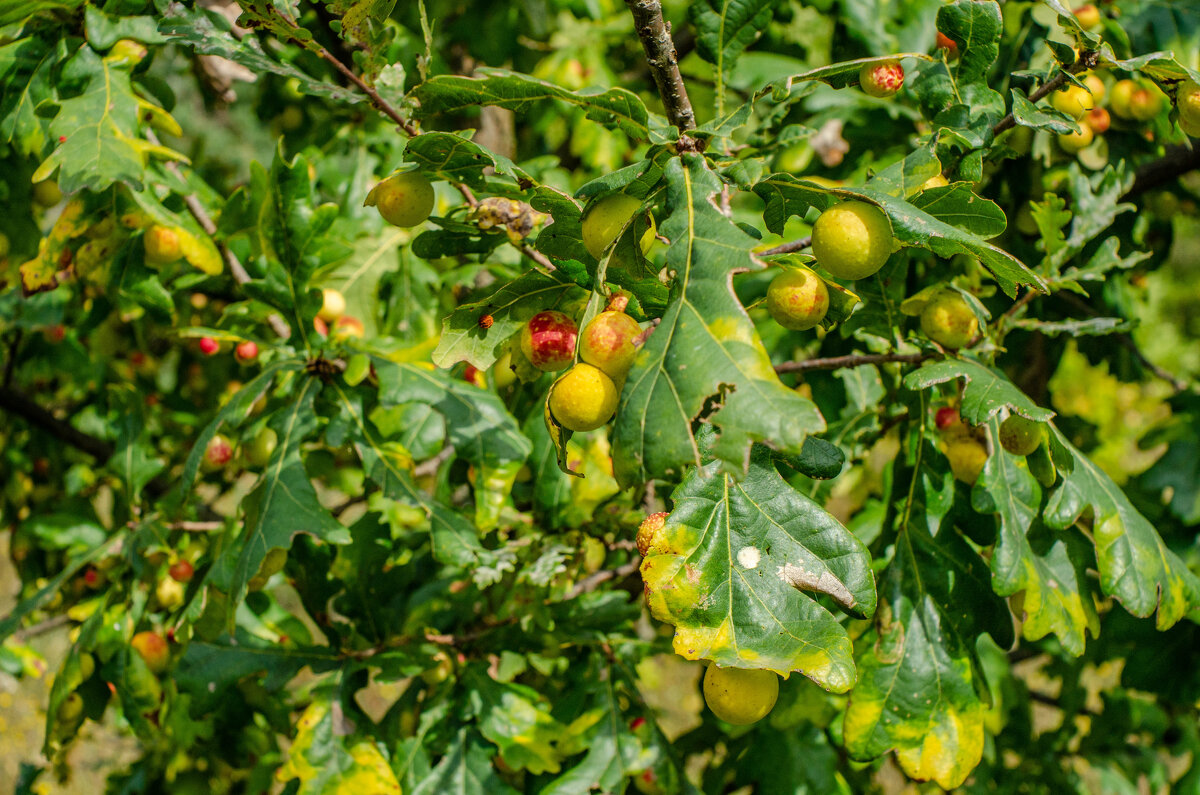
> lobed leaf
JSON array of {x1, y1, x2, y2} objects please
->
[
  {"x1": 612, "y1": 155, "x2": 825, "y2": 485},
  {"x1": 641, "y1": 447, "x2": 875, "y2": 691}
]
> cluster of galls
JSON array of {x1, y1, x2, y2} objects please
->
[
  {"x1": 521, "y1": 299, "x2": 644, "y2": 434},
  {"x1": 934, "y1": 406, "x2": 1051, "y2": 486}
]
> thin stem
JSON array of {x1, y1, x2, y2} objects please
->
[
  {"x1": 1123, "y1": 144, "x2": 1200, "y2": 199},
  {"x1": 0, "y1": 387, "x2": 114, "y2": 460},
  {"x1": 759, "y1": 236, "x2": 812, "y2": 258},
  {"x1": 993, "y1": 51, "x2": 1098, "y2": 137},
  {"x1": 624, "y1": 0, "x2": 699, "y2": 146},
  {"x1": 775, "y1": 351, "x2": 935, "y2": 375}
]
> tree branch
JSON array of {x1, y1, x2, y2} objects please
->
[
  {"x1": 993, "y1": 51, "x2": 1098, "y2": 137},
  {"x1": 0, "y1": 386, "x2": 114, "y2": 460},
  {"x1": 624, "y1": 0, "x2": 699, "y2": 147},
  {"x1": 775, "y1": 351, "x2": 935, "y2": 375},
  {"x1": 1122, "y1": 144, "x2": 1200, "y2": 199},
  {"x1": 759, "y1": 235, "x2": 812, "y2": 258}
]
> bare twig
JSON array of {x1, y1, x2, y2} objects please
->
[
  {"x1": 1054, "y1": 292, "x2": 1190, "y2": 393},
  {"x1": 13, "y1": 614, "x2": 72, "y2": 641},
  {"x1": 993, "y1": 51, "x2": 1098, "y2": 137},
  {"x1": 759, "y1": 235, "x2": 812, "y2": 258},
  {"x1": 1000, "y1": 288, "x2": 1038, "y2": 324},
  {"x1": 1117, "y1": 335, "x2": 1189, "y2": 393},
  {"x1": 624, "y1": 0, "x2": 699, "y2": 147},
  {"x1": 1123, "y1": 144, "x2": 1200, "y2": 199},
  {"x1": 166, "y1": 520, "x2": 224, "y2": 532},
  {"x1": 566, "y1": 560, "x2": 641, "y2": 600},
  {"x1": 0, "y1": 387, "x2": 114, "y2": 460},
  {"x1": 775, "y1": 351, "x2": 935, "y2": 375},
  {"x1": 414, "y1": 445, "x2": 456, "y2": 477}
]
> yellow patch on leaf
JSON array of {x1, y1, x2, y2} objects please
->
[{"x1": 894, "y1": 703, "x2": 984, "y2": 790}]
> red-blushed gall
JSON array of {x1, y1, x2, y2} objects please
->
[
  {"x1": 333, "y1": 316, "x2": 365, "y2": 340},
  {"x1": 202, "y1": 434, "x2": 234, "y2": 470},
  {"x1": 579, "y1": 310, "x2": 643, "y2": 381},
  {"x1": 198, "y1": 337, "x2": 219, "y2": 356},
  {"x1": 765, "y1": 268, "x2": 829, "y2": 331},
  {"x1": 131, "y1": 630, "x2": 169, "y2": 673},
  {"x1": 235, "y1": 341, "x2": 258, "y2": 362},
  {"x1": 935, "y1": 407, "x2": 961, "y2": 430},
  {"x1": 168, "y1": 559, "x2": 195, "y2": 583},
  {"x1": 636, "y1": 512, "x2": 669, "y2": 556},
  {"x1": 859, "y1": 61, "x2": 904, "y2": 98},
  {"x1": 1086, "y1": 107, "x2": 1111, "y2": 134},
  {"x1": 936, "y1": 31, "x2": 958, "y2": 59},
  {"x1": 144, "y1": 225, "x2": 182, "y2": 265},
  {"x1": 520, "y1": 310, "x2": 578, "y2": 372},
  {"x1": 1073, "y1": 4, "x2": 1101, "y2": 29}
]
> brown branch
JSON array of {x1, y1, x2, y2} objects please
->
[
  {"x1": 759, "y1": 236, "x2": 812, "y2": 258},
  {"x1": 0, "y1": 386, "x2": 114, "y2": 460},
  {"x1": 775, "y1": 351, "x2": 935, "y2": 375},
  {"x1": 166, "y1": 520, "x2": 223, "y2": 532},
  {"x1": 13, "y1": 614, "x2": 72, "y2": 641},
  {"x1": 566, "y1": 560, "x2": 641, "y2": 601},
  {"x1": 625, "y1": 0, "x2": 698, "y2": 146},
  {"x1": 1054, "y1": 292, "x2": 1190, "y2": 393},
  {"x1": 1123, "y1": 144, "x2": 1200, "y2": 199},
  {"x1": 993, "y1": 51, "x2": 1098, "y2": 137},
  {"x1": 414, "y1": 445, "x2": 456, "y2": 477},
  {"x1": 1001, "y1": 287, "x2": 1039, "y2": 324}
]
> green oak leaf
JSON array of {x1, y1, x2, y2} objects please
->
[
  {"x1": 902, "y1": 358, "x2": 1055, "y2": 425},
  {"x1": 412, "y1": 68, "x2": 659, "y2": 141},
  {"x1": 405, "y1": 131, "x2": 529, "y2": 190},
  {"x1": 844, "y1": 440, "x2": 1011, "y2": 789},
  {"x1": 223, "y1": 381, "x2": 352, "y2": 627},
  {"x1": 612, "y1": 154, "x2": 825, "y2": 486},
  {"x1": 1044, "y1": 426, "x2": 1200, "y2": 629},
  {"x1": 34, "y1": 46, "x2": 184, "y2": 192},
  {"x1": 331, "y1": 380, "x2": 516, "y2": 586},
  {"x1": 175, "y1": 632, "x2": 343, "y2": 714},
  {"x1": 412, "y1": 729, "x2": 519, "y2": 795},
  {"x1": 972, "y1": 419, "x2": 1099, "y2": 656},
  {"x1": 466, "y1": 667, "x2": 567, "y2": 774},
  {"x1": 642, "y1": 446, "x2": 875, "y2": 692},
  {"x1": 937, "y1": 0, "x2": 1002, "y2": 86},
  {"x1": 432, "y1": 270, "x2": 587, "y2": 370}
]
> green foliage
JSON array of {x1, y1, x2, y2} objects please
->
[{"x1": 3, "y1": 0, "x2": 1200, "y2": 792}]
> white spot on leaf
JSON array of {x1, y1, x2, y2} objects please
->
[{"x1": 737, "y1": 546, "x2": 761, "y2": 569}]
